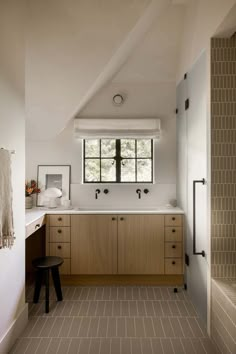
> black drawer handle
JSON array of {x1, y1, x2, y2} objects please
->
[
  {"x1": 58, "y1": 217, "x2": 62, "y2": 221},
  {"x1": 35, "y1": 224, "x2": 40, "y2": 229},
  {"x1": 120, "y1": 217, "x2": 124, "y2": 221},
  {"x1": 172, "y1": 245, "x2": 176, "y2": 249},
  {"x1": 57, "y1": 245, "x2": 62, "y2": 250},
  {"x1": 112, "y1": 217, "x2": 116, "y2": 221},
  {"x1": 57, "y1": 229, "x2": 62, "y2": 234},
  {"x1": 172, "y1": 261, "x2": 176, "y2": 265},
  {"x1": 172, "y1": 217, "x2": 176, "y2": 221},
  {"x1": 172, "y1": 229, "x2": 176, "y2": 233}
]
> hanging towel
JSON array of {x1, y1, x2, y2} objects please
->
[{"x1": 0, "y1": 149, "x2": 14, "y2": 248}]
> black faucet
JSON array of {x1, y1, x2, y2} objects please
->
[
  {"x1": 136, "y1": 189, "x2": 141, "y2": 199},
  {"x1": 95, "y1": 189, "x2": 101, "y2": 199}
]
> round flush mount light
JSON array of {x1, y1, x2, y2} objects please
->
[{"x1": 112, "y1": 94, "x2": 124, "y2": 106}]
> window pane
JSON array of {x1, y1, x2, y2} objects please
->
[
  {"x1": 85, "y1": 139, "x2": 100, "y2": 157},
  {"x1": 101, "y1": 159, "x2": 116, "y2": 181},
  {"x1": 137, "y1": 139, "x2": 151, "y2": 157},
  {"x1": 101, "y1": 139, "x2": 116, "y2": 157},
  {"x1": 121, "y1": 159, "x2": 135, "y2": 182},
  {"x1": 85, "y1": 159, "x2": 100, "y2": 181},
  {"x1": 137, "y1": 159, "x2": 152, "y2": 182},
  {"x1": 121, "y1": 139, "x2": 135, "y2": 158}
]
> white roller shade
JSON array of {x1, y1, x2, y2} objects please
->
[{"x1": 74, "y1": 118, "x2": 161, "y2": 138}]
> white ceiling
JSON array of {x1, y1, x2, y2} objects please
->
[
  {"x1": 80, "y1": 4, "x2": 184, "y2": 118},
  {"x1": 26, "y1": 0, "x2": 186, "y2": 140}
]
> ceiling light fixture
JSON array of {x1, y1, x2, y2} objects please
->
[{"x1": 112, "y1": 94, "x2": 124, "y2": 106}]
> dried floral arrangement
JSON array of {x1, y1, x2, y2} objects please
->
[{"x1": 25, "y1": 180, "x2": 40, "y2": 197}]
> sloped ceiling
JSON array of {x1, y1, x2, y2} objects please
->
[
  {"x1": 80, "y1": 4, "x2": 184, "y2": 118},
  {"x1": 26, "y1": 0, "x2": 185, "y2": 139},
  {"x1": 26, "y1": 0, "x2": 151, "y2": 139}
]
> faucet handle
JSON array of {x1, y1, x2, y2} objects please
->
[
  {"x1": 144, "y1": 189, "x2": 149, "y2": 194},
  {"x1": 136, "y1": 189, "x2": 141, "y2": 193},
  {"x1": 95, "y1": 189, "x2": 101, "y2": 193}
]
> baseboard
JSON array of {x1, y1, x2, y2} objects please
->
[
  {"x1": 0, "y1": 303, "x2": 28, "y2": 354},
  {"x1": 61, "y1": 274, "x2": 184, "y2": 286}
]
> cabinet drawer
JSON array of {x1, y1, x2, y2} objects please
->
[
  {"x1": 49, "y1": 243, "x2": 70, "y2": 258},
  {"x1": 26, "y1": 215, "x2": 46, "y2": 238},
  {"x1": 165, "y1": 242, "x2": 182, "y2": 258},
  {"x1": 165, "y1": 259, "x2": 183, "y2": 274},
  {"x1": 50, "y1": 227, "x2": 70, "y2": 243},
  {"x1": 165, "y1": 227, "x2": 183, "y2": 242},
  {"x1": 59, "y1": 259, "x2": 71, "y2": 275},
  {"x1": 49, "y1": 215, "x2": 70, "y2": 227},
  {"x1": 165, "y1": 215, "x2": 182, "y2": 227}
]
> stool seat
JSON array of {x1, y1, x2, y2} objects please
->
[
  {"x1": 32, "y1": 256, "x2": 64, "y2": 313},
  {"x1": 33, "y1": 256, "x2": 63, "y2": 269}
]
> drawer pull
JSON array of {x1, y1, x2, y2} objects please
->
[
  {"x1": 172, "y1": 229, "x2": 176, "y2": 233},
  {"x1": 172, "y1": 245, "x2": 176, "y2": 249},
  {"x1": 120, "y1": 217, "x2": 124, "y2": 221},
  {"x1": 57, "y1": 229, "x2": 62, "y2": 234},
  {"x1": 172, "y1": 217, "x2": 176, "y2": 221},
  {"x1": 172, "y1": 261, "x2": 176, "y2": 265},
  {"x1": 57, "y1": 245, "x2": 62, "y2": 250},
  {"x1": 58, "y1": 217, "x2": 62, "y2": 221},
  {"x1": 112, "y1": 217, "x2": 116, "y2": 221},
  {"x1": 35, "y1": 224, "x2": 40, "y2": 229}
]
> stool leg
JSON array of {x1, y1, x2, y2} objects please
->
[
  {"x1": 45, "y1": 269, "x2": 49, "y2": 313},
  {"x1": 51, "y1": 267, "x2": 63, "y2": 301},
  {"x1": 33, "y1": 270, "x2": 43, "y2": 303}
]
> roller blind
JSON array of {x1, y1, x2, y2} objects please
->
[{"x1": 74, "y1": 118, "x2": 161, "y2": 138}]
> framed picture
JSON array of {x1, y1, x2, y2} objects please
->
[{"x1": 37, "y1": 165, "x2": 71, "y2": 206}]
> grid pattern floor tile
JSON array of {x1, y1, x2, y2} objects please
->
[{"x1": 9, "y1": 286, "x2": 219, "y2": 354}]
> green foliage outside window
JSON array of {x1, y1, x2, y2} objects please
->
[{"x1": 84, "y1": 138, "x2": 153, "y2": 183}]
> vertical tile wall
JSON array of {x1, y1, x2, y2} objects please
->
[{"x1": 211, "y1": 36, "x2": 236, "y2": 279}]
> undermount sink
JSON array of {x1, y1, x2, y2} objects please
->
[{"x1": 75, "y1": 207, "x2": 163, "y2": 211}]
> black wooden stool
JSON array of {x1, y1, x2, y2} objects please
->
[{"x1": 32, "y1": 256, "x2": 64, "y2": 313}]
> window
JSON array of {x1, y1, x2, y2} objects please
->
[{"x1": 83, "y1": 139, "x2": 153, "y2": 183}]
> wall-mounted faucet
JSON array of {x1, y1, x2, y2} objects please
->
[
  {"x1": 95, "y1": 189, "x2": 101, "y2": 199},
  {"x1": 136, "y1": 189, "x2": 141, "y2": 199}
]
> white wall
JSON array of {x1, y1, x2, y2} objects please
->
[
  {"x1": 177, "y1": 0, "x2": 236, "y2": 82},
  {"x1": 0, "y1": 1, "x2": 27, "y2": 353},
  {"x1": 26, "y1": 117, "x2": 176, "y2": 209}
]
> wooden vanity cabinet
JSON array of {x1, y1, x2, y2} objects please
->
[
  {"x1": 71, "y1": 215, "x2": 117, "y2": 274},
  {"x1": 164, "y1": 215, "x2": 184, "y2": 275},
  {"x1": 118, "y1": 215, "x2": 165, "y2": 274},
  {"x1": 48, "y1": 213, "x2": 184, "y2": 276},
  {"x1": 46, "y1": 215, "x2": 71, "y2": 275}
]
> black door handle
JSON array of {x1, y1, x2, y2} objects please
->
[{"x1": 193, "y1": 179, "x2": 206, "y2": 257}]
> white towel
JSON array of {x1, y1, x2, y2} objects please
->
[{"x1": 0, "y1": 149, "x2": 14, "y2": 248}]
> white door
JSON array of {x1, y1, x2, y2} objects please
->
[{"x1": 177, "y1": 51, "x2": 209, "y2": 323}]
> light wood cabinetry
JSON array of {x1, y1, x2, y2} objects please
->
[
  {"x1": 45, "y1": 213, "x2": 183, "y2": 277},
  {"x1": 46, "y1": 215, "x2": 71, "y2": 275},
  {"x1": 118, "y1": 215, "x2": 165, "y2": 274},
  {"x1": 71, "y1": 215, "x2": 117, "y2": 275},
  {"x1": 164, "y1": 215, "x2": 184, "y2": 275}
]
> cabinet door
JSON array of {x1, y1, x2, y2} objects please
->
[
  {"x1": 71, "y1": 215, "x2": 117, "y2": 274},
  {"x1": 118, "y1": 215, "x2": 164, "y2": 274}
]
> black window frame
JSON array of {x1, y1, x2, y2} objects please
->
[{"x1": 83, "y1": 138, "x2": 153, "y2": 184}]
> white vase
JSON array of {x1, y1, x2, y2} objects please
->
[{"x1": 25, "y1": 196, "x2": 33, "y2": 209}]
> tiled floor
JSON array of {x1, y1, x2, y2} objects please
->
[{"x1": 10, "y1": 286, "x2": 219, "y2": 354}]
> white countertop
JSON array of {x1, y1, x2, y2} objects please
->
[{"x1": 25, "y1": 206, "x2": 184, "y2": 227}]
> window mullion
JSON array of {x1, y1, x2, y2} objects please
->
[
  {"x1": 99, "y1": 139, "x2": 102, "y2": 182},
  {"x1": 135, "y1": 139, "x2": 137, "y2": 182},
  {"x1": 116, "y1": 139, "x2": 121, "y2": 183}
]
